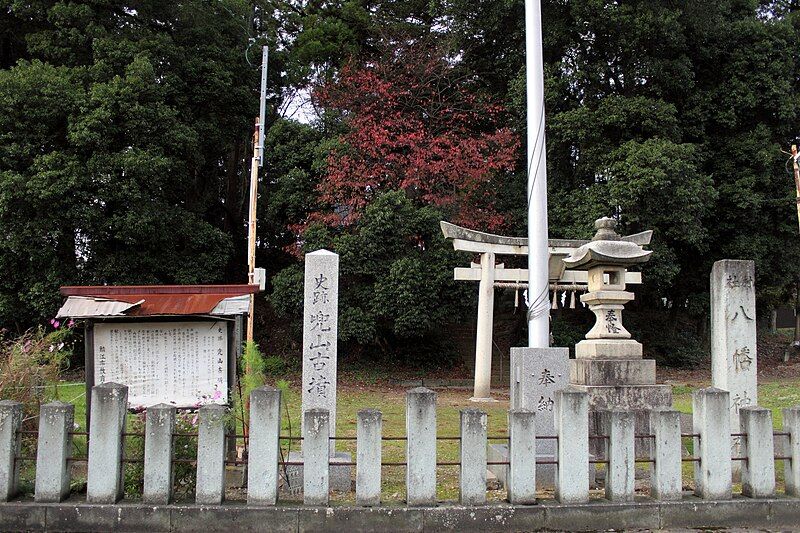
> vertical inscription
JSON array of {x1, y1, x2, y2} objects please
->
[
  {"x1": 301, "y1": 250, "x2": 339, "y2": 456},
  {"x1": 510, "y1": 347, "x2": 569, "y2": 457}
]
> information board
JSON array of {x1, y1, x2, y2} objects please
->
[{"x1": 93, "y1": 321, "x2": 228, "y2": 408}]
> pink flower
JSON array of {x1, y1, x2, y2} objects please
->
[
  {"x1": 212, "y1": 389, "x2": 222, "y2": 400},
  {"x1": 49, "y1": 319, "x2": 55, "y2": 326},
  {"x1": 191, "y1": 414, "x2": 199, "y2": 426},
  {"x1": 67, "y1": 319, "x2": 75, "y2": 328},
  {"x1": 52, "y1": 320, "x2": 60, "y2": 329}
]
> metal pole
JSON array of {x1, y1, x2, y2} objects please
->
[
  {"x1": 258, "y1": 46, "x2": 268, "y2": 167},
  {"x1": 246, "y1": 121, "x2": 259, "y2": 343},
  {"x1": 246, "y1": 46, "x2": 269, "y2": 343},
  {"x1": 525, "y1": 0, "x2": 551, "y2": 347}
]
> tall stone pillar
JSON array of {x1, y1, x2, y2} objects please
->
[
  {"x1": 287, "y1": 249, "x2": 351, "y2": 493},
  {"x1": 711, "y1": 259, "x2": 757, "y2": 461},
  {"x1": 406, "y1": 387, "x2": 437, "y2": 506},
  {"x1": 301, "y1": 249, "x2": 339, "y2": 454}
]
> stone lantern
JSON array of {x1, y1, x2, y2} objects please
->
[
  {"x1": 563, "y1": 218, "x2": 671, "y2": 437},
  {"x1": 567, "y1": 217, "x2": 650, "y2": 360}
]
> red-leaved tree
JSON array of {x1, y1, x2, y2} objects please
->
[{"x1": 312, "y1": 41, "x2": 520, "y2": 231}]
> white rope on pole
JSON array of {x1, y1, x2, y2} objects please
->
[{"x1": 525, "y1": 0, "x2": 551, "y2": 347}]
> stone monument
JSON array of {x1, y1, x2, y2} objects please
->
[
  {"x1": 711, "y1": 259, "x2": 757, "y2": 460},
  {"x1": 488, "y1": 347, "x2": 569, "y2": 488},
  {"x1": 563, "y1": 218, "x2": 671, "y2": 454},
  {"x1": 286, "y1": 249, "x2": 351, "y2": 493}
]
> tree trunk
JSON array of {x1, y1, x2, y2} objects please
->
[
  {"x1": 794, "y1": 308, "x2": 800, "y2": 344},
  {"x1": 795, "y1": 279, "x2": 800, "y2": 344}
]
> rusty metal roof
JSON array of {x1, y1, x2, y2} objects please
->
[{"x1": 57, "y1": 285, "x2": 259, "y2": 318}]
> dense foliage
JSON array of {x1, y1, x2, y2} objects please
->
[
  {"x1": 1, "y1": 1, "x2": 799, "y2": 365},
  {"x1": 0, "y1": 321, "x2": 73, "y2": 423},
  {"x1": 312, "y1": 39, "x2": 519, "y2": 230}
]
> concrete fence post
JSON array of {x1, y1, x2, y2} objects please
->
[
  {"x1": 555, "y1": 387, "x2": 589, "y2": 504},
  {"x1": 247, "y1": 386, "x2": 282, "y2": 506},
  {"x1": 0, "y1": 401, "x2": 22, "y2": 501},
  {"x1": 406, "y1": 387, "x2": 437, "y2": 506},
  {"x1": 87, "y1": 383, "x2": 128, "y2": 503},
  {"x1": 784, "y1": 405, "x2": 800, "y2": 497},
  {"x1": 507, "y1": 409, "x2": 536, "y2": 505},
  {"x1": 35, "y1": 402, "x2": 74, "y2": 503},
  {"x1": 460, "y1": 408, "x2": 487, "y2": 505},
  {"x1": 600, "y1": 409, "x2": 635, "y2": 502},
  {"x1": 649, "y1": 409, "x2": 682, "y2": 501},
  {"x1": 143, "y1": 404, "x2": 175, "y2": 504},
  {"x1": 356, "y1": 409, "x2": 382, "y2": 506},
  {"x1": 740, "y1": 406, "x2": 775, "y2": 497},
  {"x1": 304, "y1": 408, "x2": 330, "y2": 505},
  {"x1": 693, "y1": 387, "x2": 732, "y2": 500},
  {"x1": 196, "y1": 404, "x2": 227, "y2": 505}
]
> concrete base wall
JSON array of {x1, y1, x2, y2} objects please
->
[{"x1": 1, "y1": 497, "x2": 798, "y2": 532}]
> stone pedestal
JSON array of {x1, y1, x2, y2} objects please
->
[
  {"x1": 572, "y1": 317, "x2": 671, "y2": 461},
  {"x1": 563, "y1": 218, "x2": 672, "y2": 461},
  {"x1": 488, "y1": 444, "x2": 558, "y2": 489},
  {"x1": 572, "y1": 347, "x2": 672, "y2": 461}
]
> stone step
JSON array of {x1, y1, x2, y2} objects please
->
[
  {"x1": 570, "y1": 359, "x2": 656, "y2": 386},
  {"x1": 572, "y1": 384, "x2": 672, "y2": 410},
  {"x1": 576, "y1": 339, "x2": 642, "y2": 359}
]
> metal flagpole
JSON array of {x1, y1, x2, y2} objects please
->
[{"x1": 525, "y1": 0, "x2": 551, "y2": 348}]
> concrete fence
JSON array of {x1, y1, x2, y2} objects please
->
[{"x1": 1, "y1": 383, "x2": 800, "y2": 531}]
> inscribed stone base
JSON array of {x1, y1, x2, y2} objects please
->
[
  {"x1": 487, "y1": 444, "x2": 597, "y2": 490},
  {"x1": 509, "y1": 347, "x2": 569, "y2": 458},
  {"x1": 281, "y1": 451, "x2": 352, "y2": 495}
]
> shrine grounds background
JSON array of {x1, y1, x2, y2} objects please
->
[
  {"x1": 40, "y1": 328, "x2": 800, "y2": 504},
  {"x1": 3, "y1": 2, "x2": 800, "y2": 376}
]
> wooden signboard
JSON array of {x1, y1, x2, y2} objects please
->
[{"x1": 90, "y1": 320, "x2": 230, "y2": 408}]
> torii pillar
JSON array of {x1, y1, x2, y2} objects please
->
[{"x1": 474, "y1": 251, "x2": 496, "y2": 399}]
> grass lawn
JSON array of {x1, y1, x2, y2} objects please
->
[{"x1": 48, "y1": 376, "x2": 800, "y2": 503}]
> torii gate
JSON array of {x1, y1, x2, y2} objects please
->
[{"x1": 440, "y1": 221, "x2": 652, "y2": 400}]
